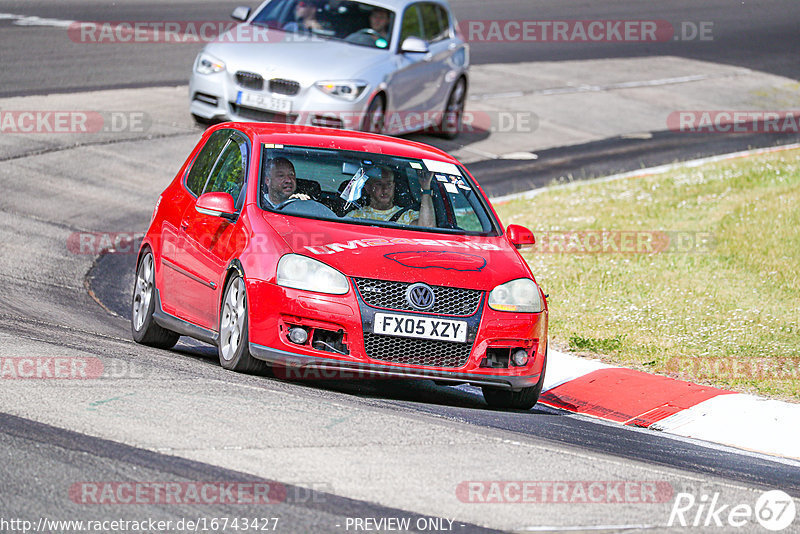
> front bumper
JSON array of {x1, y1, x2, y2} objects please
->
[
  {"x1": 189, "y1": 71, "x2": 371, "y2": 130},
  {"x1": 246, "y1": 279, "x2": 548, "y2": 390}
]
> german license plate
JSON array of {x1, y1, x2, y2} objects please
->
[
  {"x1": 373, "y1": 313, "x2": 467, "y2": 343},
  {"x1": 237, "y1": 91, "x2": 292, "y2": 113}
]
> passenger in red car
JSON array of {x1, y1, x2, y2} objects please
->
[{"x1": 348, "y1": 166, "x2": 435, "y2": 226}]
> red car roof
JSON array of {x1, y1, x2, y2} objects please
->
[{"x1": 210, "y1": 122, "x2": 461, "y2": 164}]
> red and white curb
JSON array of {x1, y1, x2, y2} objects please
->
[
  {"x1": 491, "y1": 143, "x2": 800, "y2": 460},
  {"x1": 540, "y1": 349, "x2": 800, "y2": 460}
]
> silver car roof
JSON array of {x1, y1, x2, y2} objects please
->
[{"x1": 248, "y1": 0, "x2": 454, "y2": 17}]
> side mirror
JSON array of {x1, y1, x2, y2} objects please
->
[
  {"x1": 506, "y1": 224, "x2": 535, "y2": 249},
  {"x1": 400, "y1": 37, "x2": 429, "y2": 54},
  {"x1": 196, "y1": 192, "x2": 237, "y2": 220},
  {"x1": 231, "y1": 6, "x2": 251, "y2": 22}
]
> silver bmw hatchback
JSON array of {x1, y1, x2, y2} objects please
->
[{"x1": 189, "y1": 0, "x2": 469, "y2": 138}]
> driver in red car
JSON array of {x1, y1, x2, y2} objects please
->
[
  {"x1": 348, "y1": 166, "x2": 435, "y2": 226},
  {"x1": 263, "y1": 157, "x2": 309, "y2": 208}
]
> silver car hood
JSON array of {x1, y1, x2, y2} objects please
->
[{"x1": 205, "y1": 26, "x2": 390, "y2": 85}]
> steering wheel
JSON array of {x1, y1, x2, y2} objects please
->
[
  {"x1": 358, "y1": 28, "x2": 381, "y2": 38},
  {"x1": 345, "y1": 28, "x2": 383, "y2": 45},
  {"x1": 274, "y1": 198, "x2": 301, "y2": 210}
]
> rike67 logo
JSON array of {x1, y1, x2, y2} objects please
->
[{"x1": 669, "y1": 490, "x2": 796, "y2": 531}]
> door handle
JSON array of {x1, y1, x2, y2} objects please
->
[{"x1": 180, "y1": 219, "x2": 189, "y2": 230}]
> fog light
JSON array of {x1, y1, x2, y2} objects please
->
[
  {"x1": 288, "y1": 327, "x2": 309, "y2": 345},
  {"x1": 511, "y1": 348, "x2": 529, "y2": 367}
]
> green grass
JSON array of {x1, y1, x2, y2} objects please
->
[{"x1": 495, "y1": 149, "x2": 800, "y2": 400}]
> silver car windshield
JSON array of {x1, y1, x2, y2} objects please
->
[
  {"x1": 251, "y1": 0, "x2": 395, "y2": 50},
  {"x1": 260, "y1": 145, "x2": 499, "y2": 235}
]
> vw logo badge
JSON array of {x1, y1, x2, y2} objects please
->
[{"x1": 406, "y1": 283, "x2": 435, "y2": 311}]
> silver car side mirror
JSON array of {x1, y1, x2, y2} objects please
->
[
  {"x1": 400, "y1": 37, "x2": 429, "y2": 54},
  {"x1": 231, "y1": 6, "x2": 251, "y2": 22}
]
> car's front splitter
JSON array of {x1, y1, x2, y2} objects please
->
[{"x1": 248, "y1": 342, "x2": 543, "y2": 390}]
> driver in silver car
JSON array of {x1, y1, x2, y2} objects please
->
[{"x1": 368, "y1": 7, "x2": 391, "y2": 39}]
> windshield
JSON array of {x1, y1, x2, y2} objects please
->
[
  {"x1": 260, "y1": 145, "x2": 499, "y2": 235},
  {"x1": 251, "y1": 0, "x2": 395, "y2": 49}
]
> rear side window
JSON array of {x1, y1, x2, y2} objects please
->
[
  {"x1": 399, "y1": 4, "x2": 423, "y2": 42},
  {"x1": 420, "y1": 3, "x2": 448, "y2": 42},
  {"x1": 185, "y1": 130, "x2": 230, "y2": 196}
]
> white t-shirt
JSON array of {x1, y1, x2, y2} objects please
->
[{"x1": 347, "y1": 205, "x2": 417, "y2": 225}]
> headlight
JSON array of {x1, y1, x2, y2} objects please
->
[
  {"x1": 276, "y1": 254, "x2": 349, "y2": 295},
  {"x1": 314, "y1": 80, "x2": 367, "y2": 101},
  {"x1": 195, "y1": 52, "x2": 225, "y2": 75},
  {"x1": 488, "y1": 278, "x2": 543, "y2": 313}
]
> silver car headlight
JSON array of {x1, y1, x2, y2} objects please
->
[
  {"x1": 314, "y1": 80, "x2": 367, "y2": 101},
  {"x1": 195, "y1": 52, "x2": 226, "y2": 75},
  {"x1": 277, "y1": 254, "x2": 349, "y2": 295},
  {"x1": 488, "y1": 278, "x2": 543, "y2": 313}
]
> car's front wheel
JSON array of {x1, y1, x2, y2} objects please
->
[
  {"x1": 481, "y1": 350, "x2": 547, "y2": 410},
  {"x1": 218, "y1": 275, "x2": 266, "y2": 374},
  {"x1": 131, "y1": 251, "x2": 180, "y2": 349}
]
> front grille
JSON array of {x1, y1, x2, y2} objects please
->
[
  {"x1": 363, "y1": 333, "x2": 472, "y2": 368},
  {"x1": 269, "y1": 78, "x2": 300, "y2": 96},
  {"x1": 354, "y1": 278, "x2": 482, "y2": 316},
  {"x1": 235, "y1": 71, "x2": 264, "y2": 90},
  {"x1": 230, "y1": 103, "x2": 297, "y2": 124}
]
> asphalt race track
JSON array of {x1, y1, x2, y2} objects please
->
[{"x1": 1, "y1": 0, "x2": 799, "y2": 532}]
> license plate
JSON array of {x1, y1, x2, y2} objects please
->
[
  {"x1": 373, "y1": 313, "x2": 467, "y2": 343},
  {"x1": 237, "y1": 91, "x2": 292, "y2": 113}
]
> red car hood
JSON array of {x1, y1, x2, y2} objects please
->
[{"x1": 266, "y1": 214, "x2": 531, "y2": 290}]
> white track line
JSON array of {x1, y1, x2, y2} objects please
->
[{"x1": 491, "y1": 142, "x2": 800, "y2": 203}]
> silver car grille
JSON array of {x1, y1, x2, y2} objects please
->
[
  {"x1": 354, "y1": 278, "x2": 482, "y2": 316},
  {"x1": 269, "y1": 78, "x2": 300, "y2": 96},
  {"x1": 235, "y1": 71, "x2": 264, "y2": 90}
]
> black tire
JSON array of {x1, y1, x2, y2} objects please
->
[
  {"x1": 363, "y1": 95, "x2": 385, "y2": 134},
  {"x1": 218, "y1": 274, "x2": 266, "y2": 374},
  {"x1": 438, "y1": 78, "x2": 466, "y2": 140},
  {"x1": 131, "y1": 251, "x2": 180, "y2": 349},
  {"x1": 481, "y1": 349, "x2": 547, "y2": 410}
]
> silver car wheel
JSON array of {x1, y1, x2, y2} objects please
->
[
  {"x1": 364, "y1": 97, "x2": 385, "y2": 133},
  {"x1": 442, "y1": 79, "x2": 466, "y2": 137},
  {"x1": 220, "y1": 277, "x2": 246, "y2": 362},
  {"x1": 132, "y1": 253, "x2": 154, "y2": 331}
]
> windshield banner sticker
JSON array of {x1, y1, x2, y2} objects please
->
[
  {"x1": 422, "y1": 159, "x2": 461, "y2": 176},
  {"x1": 305, "y1": 238, "x2": 501, "y2": 255}
]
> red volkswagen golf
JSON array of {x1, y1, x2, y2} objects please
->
[{"x1": 132, "y1": 123, "x2": 548, "y2": 409}]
